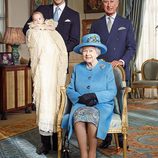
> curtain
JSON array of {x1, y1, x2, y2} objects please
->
[
  {"x1": 118, "y1": 0, "x2": 133, "y2": 18},
  {"x1": 119, "y1": 0, "x2": 145, "y2": 46},
  {"x1": 135, "y1": 0, "x2": 158, "y2": 98},
  {"x1": 136, "y1": 0, "x2": 158, "y2": 70},
  {"x1": 118, "y1": 0, "x2": 146, "y2": 86}
]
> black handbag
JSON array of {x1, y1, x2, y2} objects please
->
[{"x1": 62, "y1": 131, "x2": 70, "y2": 158}]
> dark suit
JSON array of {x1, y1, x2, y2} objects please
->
[
  {"x1": 23, "y1": 4, "x2": 80, "y2": 53},
  {"x1": 90, "y1": 14, "x2": 136, "y2": 80},
  {"x1": 90, "y1": 14, "x2": 136, "y2": 148}
]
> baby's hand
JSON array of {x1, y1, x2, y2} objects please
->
[{"x1": 45, "y1": 25, "x2": 55, "y2": 31}]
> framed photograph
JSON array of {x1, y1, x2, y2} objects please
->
[
  {"x1": 82, "y1": 19, "x2": 96, "y2": 36},
  {"x1": 0, "y1": 52, "x2": 14, "y2": 65},
  {"x1": 84, "y1": 0, "x2": 104, "y2": 13}
]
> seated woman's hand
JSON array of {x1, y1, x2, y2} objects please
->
[
  {"x1": 86, "y1": 99, "x2": 98, "y2": 106},
  {"x1": 78, "y1": 93, "x2": 98, "y2": 106}
]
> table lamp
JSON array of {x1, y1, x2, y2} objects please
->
[{"x1": 3, "y1": 27, "x2": 25, "y2": 65}]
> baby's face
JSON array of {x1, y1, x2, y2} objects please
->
[{"x1": 32, "y1": 13, "x2": 44, "y2": 24}]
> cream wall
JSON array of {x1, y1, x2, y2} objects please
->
[
  {"x1": 7, "y1": 0, "x2": 104, "y2": 59},
  {"x1": 68, "y1": 0, "x2": 104, "y2": 19},
  {"x1": 8, "y1": 0, "x2": 30, "y2": 27},
  {"x1": 8, "y1": 0, "x2": 30, "y2": 59},
  {"x1": 68, "y1": 0, "x2": 104, "y2": 35}
]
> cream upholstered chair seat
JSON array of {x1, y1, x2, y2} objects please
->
[{"x1": 109, "y1": 113, "x2": 122, "y2": 130}]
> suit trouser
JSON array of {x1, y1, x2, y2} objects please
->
[
  {"x1": 40, "y1": 133, "x2": 58, "y2": 150},
  {"x1": 106, "y1": 133, "x2": 123, "y2": 142}
]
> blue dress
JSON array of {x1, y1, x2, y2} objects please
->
[{"x1": 62, "y1": 60, "x2": 117, "y2": 140}]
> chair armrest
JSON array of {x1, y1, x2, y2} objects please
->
[
  {"x1": 121, "y1": 87, "x2": 131, "y2": 132},
  {"x1": 57, "y1": 86, "x2": 67, "y2": 133}
]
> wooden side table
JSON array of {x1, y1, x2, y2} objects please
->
[{"x1": 0, "y1": 64, "x2": 32, "y2": 120}]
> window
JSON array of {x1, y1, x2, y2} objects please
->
[{"x1": 0, "y1": 0, "x2": 7, "y2": 51}]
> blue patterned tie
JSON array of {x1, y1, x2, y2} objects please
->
[{"x1": 54, "y1": 6, "x2": 60, "y2": 22}]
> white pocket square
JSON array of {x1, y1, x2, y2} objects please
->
[
  {"x1": 65, "y1": 19, "x2": 71, "y2": 22},
  {"x1": 118, "y1": 27, "x2": 126, "y2": 30}
]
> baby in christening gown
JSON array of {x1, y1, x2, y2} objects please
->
[
  {"x1": 26, "y1": 11, "x2": 68, "y2": 136},
  {"x1": 29, "y1": 11, "x2": 57, "y2": 31}
]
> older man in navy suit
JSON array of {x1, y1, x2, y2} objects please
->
[
  {"x1": 23, "y1": 0, "x2": 80, "y2": 155},
  {"x1": 90, "y1": 0, "x2": 136, "y2": 149}
]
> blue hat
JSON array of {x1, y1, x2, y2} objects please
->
[{"x1": 73, "y1": 33, "x2": 107, "y2": 54}]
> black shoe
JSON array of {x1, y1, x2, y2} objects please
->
[
  {"x1": 36, "y1": 145, "x2": 51, "y2": 155},
  {"x1": 119, "y1": 140, "x2": 129, "y2": 149},
  {"x1": 99, "y1": 134, "x2": 112, "y2": 149},
  {"x1": 99, "y1": 140, "x2": 111, "y2": 148}
]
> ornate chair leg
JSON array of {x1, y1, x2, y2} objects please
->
[
  {"x1": 137, "y1": 88, "x2": 141, "y2": 98},
  {"x1": 142, "y1": 88, "x2": 145, "y2": 99},
  {"x1": 123, "y1": 133, "x2": 127, "y2": 158}
]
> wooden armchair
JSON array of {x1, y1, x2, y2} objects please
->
[
  {"x1": 57, "y1": 66, "x2": 131, "y2": 158},
  {"x1": 108, "y1": 66, "x2": 131, "y2": 158},
  {"x1": 131, "y1": 58, "x2": 158, "y2": 98},
  {"x1": 57, "y1": 86, "x2": 67, "y2": 158}
]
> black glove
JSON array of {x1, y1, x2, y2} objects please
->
[
  {"x1": 86, "y1": 99, "x2": 98, "y2": 106},
  {"x1": 78, "y1": 93, "x2": 98, "y2": 106}
]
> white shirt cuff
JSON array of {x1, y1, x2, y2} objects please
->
[{"x1": 119, "y1": 59, "x2": 125, "y2": 67}]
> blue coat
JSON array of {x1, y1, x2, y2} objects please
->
[
  {"x1": 62, "y1": 60, "x2": 117, "y2": 140},
  {"x1": 23, "y1": 4, "x2": 80, "y2": 53},
  {"x1": 90, "y1": 14, "x2": 136, "y2": 80}
]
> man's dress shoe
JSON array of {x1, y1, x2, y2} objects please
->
[
  {"x1": 99, "y1": 139, "x2": 111, "y2": 148},
  {"x1": 99, "y1": 139, "x2": 129, "y2": 149},
  {"x1": 119, "y1": 140, "x2": 129, "y2": 149},
  {"x1": 36, "y1": 145, "x2": 51, "y2": 155}
]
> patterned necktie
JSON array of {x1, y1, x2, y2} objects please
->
[
  {"x1": 54, "y1": 6, "x2": 60, "y2": 22},
  {"x1": 107, "y1": 17, "x2": 112, "y2": 33}
]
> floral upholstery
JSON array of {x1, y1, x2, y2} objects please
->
[{"x1": 109, "y1": 113, "x2": 122, "y2": 130}]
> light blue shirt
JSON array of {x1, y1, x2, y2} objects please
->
[{"x1": 53, "y1": 2, "x2": 66, "y2": 20}]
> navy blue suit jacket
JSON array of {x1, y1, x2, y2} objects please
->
[
  {"x1": 90, "y1": 14, "x2": 136, "y2": 80},
  {"x1": 23, "y1": 4, "x2": 80, "y2": 53}
]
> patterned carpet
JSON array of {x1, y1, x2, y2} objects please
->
[
  {"x1": 98, "y1": 100, "x2": 158, "y2": 158},
  {"x1": 0, "y1": 112, "x2": 37, "y2": 141},
  {"x1": 0, "y1": 100, "x2": 158, "y2": 158},
  {"x1": 0, "y1": 128, "x2": 107, "y2": 158}
]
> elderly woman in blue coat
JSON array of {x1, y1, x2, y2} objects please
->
[{"x1": 62, "y1": 33, "x2": 117, "y2": 158}]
